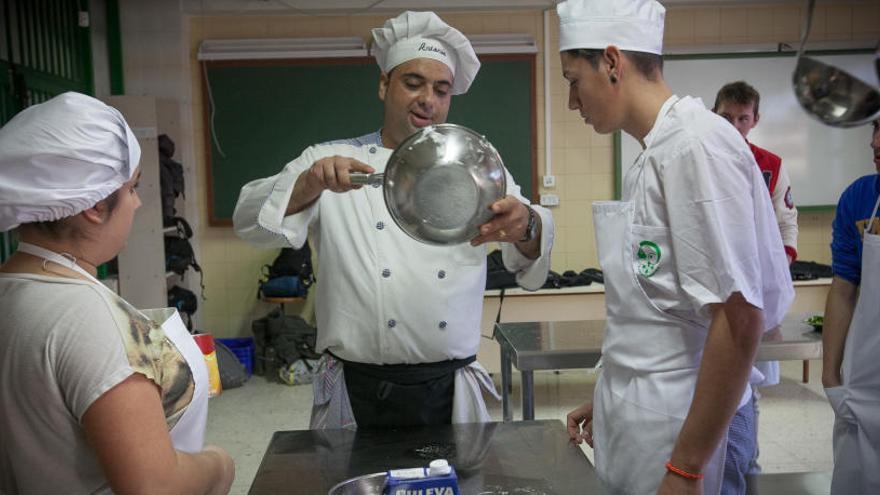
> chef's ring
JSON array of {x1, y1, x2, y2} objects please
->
[{"x1": 498, "y1": 229, "x2": 507, "y2": 239}]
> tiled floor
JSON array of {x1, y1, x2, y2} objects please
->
[{"x1": 206, "y1": 360, "x2": 833, "y2": 494}]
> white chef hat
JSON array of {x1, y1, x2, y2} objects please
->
[
  {"x1": 371, "y1": 11, "x2": 480, "y2": 95},
  {"x1": 0, "y1": 92, "x2": 140, "y2": 231},
  {"x1": 557, "y1": 0, "x2": 666, "y2": 56}
]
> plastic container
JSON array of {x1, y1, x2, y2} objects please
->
[
  {"x1": 193, "y1": 333, "x2": 222, "y2": 397},
  {"x1": 217, "y1": 337, "x2": 255, "y2": 377}
]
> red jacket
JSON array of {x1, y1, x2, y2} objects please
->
[{"x1": 749, "y1": 141, "x2": 798, "y2": 261}]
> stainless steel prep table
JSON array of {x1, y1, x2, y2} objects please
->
[
  {"x1": 247, "y1": 418, "x2": 830, "y2": 494},
  {"x1": 248, "y1": 420, "x2": 600, "y2": 494},
  {"x1": 496, "y1": 317, "x2": 823, "y2": 422}
]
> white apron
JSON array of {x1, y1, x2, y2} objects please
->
[
  {"x1": 141, "y1": 308, "x2": 209, "y2": 453},
  {"x1": 591, "y1": 201, "x2": 725, "y2": 495},
  {"x1": 827, "y1": 194, "x2": 880, "y2": 494},
  {"x1": 16, "y1": 243, "x2": 209, "y2": 453}
]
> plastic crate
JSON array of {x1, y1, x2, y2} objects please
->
[{"x1": 217, "y1": 337, "x2": 255, "y2": 377}]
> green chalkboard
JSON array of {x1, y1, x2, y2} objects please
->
[{"x1": 203, "y1": 55, "x2": 536, "y2": 225}]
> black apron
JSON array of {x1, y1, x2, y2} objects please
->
[{"x1": 340, "y1": 355, "x2": 476, "y2": 428}]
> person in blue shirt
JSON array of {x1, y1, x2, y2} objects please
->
[{"x1": 823, "y1": 117, "x2": 880, "y2": 392}]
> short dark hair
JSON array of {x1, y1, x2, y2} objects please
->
[
  {"x1": 713, "y1": 81, "x2": 760, "y2": 116},
  {"x1": 565, "y1": 48, "x2": 663, "y2": 81},
  {"x1": 26, "y1": 190, "x2": 121, "y2": 240}
]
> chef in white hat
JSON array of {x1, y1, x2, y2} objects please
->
[
  {"x1": 555, "y1": 1, "x2": 793, "y2": 494},
  {"x1": 233, "y1": 11, "x2": 555, "y2": 429}
]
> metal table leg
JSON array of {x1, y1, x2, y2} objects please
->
[
  {"x1": 521, "y1": 370, "x2": 535, "y2": 420},
  {"x1": 501, "y1": 346, "x2": 512, "y2": 422}
]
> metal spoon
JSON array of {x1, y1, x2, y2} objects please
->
[{"x1": 792, "y1": 0, "x2": 880, "y2": 127}]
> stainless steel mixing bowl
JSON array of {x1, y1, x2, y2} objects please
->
[
  {"x1": 351, "y1": 123, "x2": 507, "y2": 245},
  {"x1": 327, "y1": 472, "x2": 387, "y2": 495}
]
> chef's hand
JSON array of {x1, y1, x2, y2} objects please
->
[
  {"x1": 471, "y1": 197, "x2": 540, "y2": 258},
  {"x1": 305, "y1": 156, "x2": 375, "y2": 193},
  {"x1": 566, "y1": 402, "x2": 594, "y2": 447},
  {"x1": 657, "y1": 472, "x2": 702, "y2": 495},
  {"x1": 288, "y1": 156, "x2": 375, "y2": 214}
]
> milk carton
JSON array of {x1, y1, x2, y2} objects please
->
[{"x1": 384, "y1": 459, "x2": 460, "y2": 495}]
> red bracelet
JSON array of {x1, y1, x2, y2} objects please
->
[{"x1": 665, "y1": 461, "x2": 704, "y2": 480}]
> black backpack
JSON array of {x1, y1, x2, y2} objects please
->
[
  {"x1": 251, "y1": 309, "x2": 321, "y2": 377},
  {"x1": 265, "y1": 245, "x2": 314, "y2": 285},
  {"x1": 158, "y1": 134, "x2": 185, "y2": 227},
  {"x1": 164, "y1": 217, "x2": 205, "y2": 296},
  {"x1": 167, "y1": 285, "x2": 198, "y2": 330},
  {"x1": 485, "y1": 249, "x2": 517, "y2": 290}
]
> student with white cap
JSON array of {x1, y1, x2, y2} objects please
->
[
  {"x1": 234, "y1": 11, "x2": 554, "y2": 428},
  {"x1": 0, "y1": 93, "x2": 234, "y2": 494},
  {"x1": 555, "y1": 1, "x2": 793, "y2": 494}
]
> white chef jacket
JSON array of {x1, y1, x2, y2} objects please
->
[
  {"x1": 234, "y1": 140, "x2": 554, "y2": 365},
  {"x1": 623, "y1": 96, "x2": 795, "y2": 405}
]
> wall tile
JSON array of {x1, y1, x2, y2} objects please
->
[
  {"x1": 825, "y1": 5, "x2": 853, "y2": 40},
  {"x1": 564, "y1": 120, "x2": 590, "y2": 149},
  {"x1": 562, "y1": 173, "x2": 592, "y2": 199},
  {"x1": 665, "y1": 8, "x2": 695, "y2": 45},
  {"x1": 693, "y1": 8, "x2": 722, "y2": 44},
  {"x1": 482, "y1": 15, "x2": 511, "y2": 33},
  {"x1": 550, "y1": 252, "x2": 568, "y2": 273},
  {"x1": 772, "y1": 6, "x2": 802, "y2": 41},
  {"x1": 852, "y1": 3, "x2": 880, "y2": 36},
  {"x1": 747, "y1": 7, "x2": 775, "y2": 42},
  {"x1": 720, "y1": 8, "x2": 750, "y2": 43},
  {"x1": 564, "y1": 147, "x2": 590, "y2": 175},
  {"x1": 589, "y1": 147, "x2": 614, "y2": 176}
]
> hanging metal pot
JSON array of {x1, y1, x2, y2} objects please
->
[
  {"x1": 792, "y1": 0, "x2": 880, "y2": 127},
  {"x1": 350, "y1": 123, "x2": 507, "y2": 246}
]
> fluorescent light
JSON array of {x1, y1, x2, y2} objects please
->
[
  {"x1": 467, "y1": 34, "x2": 538, "y2": 54},
  {"x1": 197, "y1": 33, "x2": 537, "y2": 61},
  {"x1": 197, "y1": 37, "x2": 368, "y2": 61}
]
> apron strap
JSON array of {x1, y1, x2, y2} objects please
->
[{"x1": 865, "y1": 191, "x2": 880, "y2": 235}]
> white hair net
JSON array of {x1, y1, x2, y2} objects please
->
[{"x1": 0, "y1": 92, "x2": 140, "y2": 231}]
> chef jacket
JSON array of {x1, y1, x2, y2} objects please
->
[
  {"x1": 234, "y1": 138, "x2": 554, "y2": 364},
  {"x1": 623, "y1": 95, "x2": 794, "y2": 368}
]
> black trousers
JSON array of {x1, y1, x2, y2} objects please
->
[{"x1": 341, "y1": 355, "x2": 476, "y2": 428}]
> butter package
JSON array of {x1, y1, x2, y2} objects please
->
[{"x1": 384, "y1": 459, "x2": 459, "y2": 495}]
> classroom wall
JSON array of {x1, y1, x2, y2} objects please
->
[{"x1": 120, "y1": 1, "x2": 878, "y2": 338}]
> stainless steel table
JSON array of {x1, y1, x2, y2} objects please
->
[
  {"x1": 495, "y1": 317, "x2": 823, "y2": 421},
  {"x1": 248, "y1": 420, "x2": 600, "y2": 494}
]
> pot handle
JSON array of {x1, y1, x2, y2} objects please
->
[{"x1": 349, "y1": 173, "x2": 384, "y2": 187}]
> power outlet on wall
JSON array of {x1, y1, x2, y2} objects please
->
[
  {"x1": 540, "y1": 193, "x2": 560, "y2": 207},
  {"x1": 542, "y1": 175, "x2": 556, "y2": 188}
]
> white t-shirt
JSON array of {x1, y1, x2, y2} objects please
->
[{"x1": 0, "y1": 273, "x2": 194, "y2": 494}]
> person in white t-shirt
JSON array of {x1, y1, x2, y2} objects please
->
[{"x1": 0, "y1": 92, "x2": 234, "y2": 495}]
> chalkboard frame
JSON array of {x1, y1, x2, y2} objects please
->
[{"x1": 201, "y1": 54, "x2": 537, "y2": 226}]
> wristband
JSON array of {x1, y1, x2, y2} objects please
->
[{"x1": 665, "y1": 462, "x2": 703, "y2": 481}]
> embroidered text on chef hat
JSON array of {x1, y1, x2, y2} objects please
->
[
  {"x1": 371, "y1": 11, "x2": 480, "y2": 95},
  {"x1": 557, "y1": 0, "x2": 666, "y2": 55},
  {"x1": 0, "y1": 92, "x2": 140, "y2": 231}
]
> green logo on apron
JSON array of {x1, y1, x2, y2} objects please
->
[{"x1": 637, "y1": 240, "x2": 661, "y2": 277}]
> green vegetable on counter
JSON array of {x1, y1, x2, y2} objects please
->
[{"x1": 804, "y1": 315, "x2": 824, "y2": 328}]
